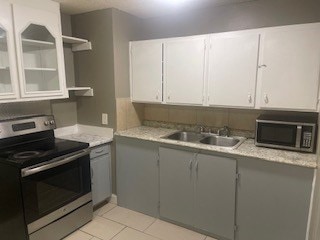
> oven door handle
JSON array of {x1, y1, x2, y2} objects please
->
[
  {"x1": 21, "y1": 149, "x2": 91, "y2": 178},
  {"x1": 295, "y1": 125, "x2": 302, "y2": 148}
]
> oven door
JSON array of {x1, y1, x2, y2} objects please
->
[
  {"x1": 20, "y1": 149, "x2": 91, "y2": 234},
  {"x1": 256, "y1": 121, "x2": 299, "y2": 149}
]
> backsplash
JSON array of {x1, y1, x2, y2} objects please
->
[
  {"x1": 144, "y1": 104, "x2": 264, "y2": 132},
  {"x1": 116, "y1": 98, "x2": 144, "y2": 131}
]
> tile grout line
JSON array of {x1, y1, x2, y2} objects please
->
[
  {"x1": 99, "y1": 214, "x2": 155, "y2": 233},
  {"x1": 143, "y1": 218, "x2": 157, "y2": 232},
  {"x1": 109, "y1": 226, "x2": 128, "y2": 240},
  {"x1": 100, "y1": 211, "x2": 212, "y2": 240},
  {"x1": 95, "y1": 204, "x2": 117, "y2": 217},
  {"x1": 127, "y1": 226, "x2": 164, "y2": 240},
  {"x1": 88, "y1": 204, "x2": 214, "y2": 240}
]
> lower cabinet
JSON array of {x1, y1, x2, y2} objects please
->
[
  {"x1": 159, "y1": 147, "x2": 237, "y2": 240},
  {"x1": 194, "y1": 153, "x2": 237, "y2": 240},
  {"x1": 116, "y1": 138, "x2": 314, "y2": 240},
  {"x1": 90, "y1": 144, "x2": 112, "y2": 206},
  {"x1": 237, "y1": 158, "x2": 314, "y2": 240},
  {"x1": 116, "y1": 137, "x2": 159, "y2": 217},
  {"x1": 159, "y1": 147, "x2": 195, "y2": 226}
]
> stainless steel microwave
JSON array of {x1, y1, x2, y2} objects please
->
[{"x1": 255, "y1": 115, "x2": 317, "y2": 153}]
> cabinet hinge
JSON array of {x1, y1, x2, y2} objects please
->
[
  {"x1": 157, "y1": 153, "x2": 160, "y2": 166},
  {"x1": 236, "y1": 173, "x2": 240, "y2": 181}
]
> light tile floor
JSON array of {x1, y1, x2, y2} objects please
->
[{"x1": 64, "y1": 203, "x2": 217, "y2": 240}]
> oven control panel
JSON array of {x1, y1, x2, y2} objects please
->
[
  {"x1": 302, "y1": 132, "x2": 312, "y2": 148},
  {"x1": 0, "y1": 115, "x2": 56, "y2": 139}
]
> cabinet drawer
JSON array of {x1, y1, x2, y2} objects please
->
[{"x1": 90, "y1": 145, "x2": 110, "y2": 158}]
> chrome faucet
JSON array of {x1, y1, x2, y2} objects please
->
[
  {"x1": 199, "y1": 126, "x2": 205, "y2": 133},
  {"x1": 198, "y1": 126, "x2": 211, "y2": 134},
  {"x1": 218, "y1": 126, "x2": 230, "y2": 137}
]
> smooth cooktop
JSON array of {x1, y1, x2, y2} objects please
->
[{"x1": 0, "y1": 138, "x2": 89, "y2": 168}]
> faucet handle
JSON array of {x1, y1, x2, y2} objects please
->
[
  {"x1": 218, "y1": 126, "x2": 230, "y2": 137},
  {"x1": 199, "y1": 126, "x2": 205, "y2": 133}
]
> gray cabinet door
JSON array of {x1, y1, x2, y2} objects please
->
[
  {"x1": 159, "y1": 147, "x2": 195, "y2": 227},
  {"x1": 116, "y1": 137, "x2": 159, "y2": 217},
  {"x1": 237, "y1": 158, "x2": 314, "y2": 240},
  {"x1": 91, "y1": 153, "x2": 112, "y2": 206},
  {"x1": 194, "y1": 153, "x2": 236, "y2": 240}
]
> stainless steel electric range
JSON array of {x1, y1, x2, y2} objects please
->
[{"x1": 0, "y1": 115, "x2": 93, "y2": 240}]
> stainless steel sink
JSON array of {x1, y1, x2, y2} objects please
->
[
  {"x1": 165, "y1": 131, "x2": 204, "y2": 142},
  {"x1": 200, "y1": 135, "x2": 242, "y2": 148},
  {"x1": 163, "y1": 131, "x2": 246, "y2": 149}
]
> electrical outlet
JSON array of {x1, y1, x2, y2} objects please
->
[{"x1": 102, "y1": 113, "x2": 108, "y2": 125}]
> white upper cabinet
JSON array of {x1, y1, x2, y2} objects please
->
[
  {"x1": 208, "y1": 33, "x2": 260, "y2": 108},
  {"x1": 258, "y1": 24, "x2": 320, "y2": 111},
  {"x1": 0, "y1": 1, "x2": 19, "y2": 102},
  {"x1": 129, "y1": 23, "x2": 320, "y2": 112},
  {"x1": 130, "y1": 41, "x2": 162, "y2": 103},
  {"x1": 12, "y1": 2, "x2": 67, "y2": 99},
  {"x1": 164, "y1": 36, "x2": 206, "y2": 105}
]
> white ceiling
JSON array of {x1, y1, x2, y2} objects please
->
[{"x1": 54, "y1": 0, "x2": 255, "y2": 18}]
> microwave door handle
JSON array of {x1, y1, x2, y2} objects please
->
[
  {"x1": 296, "y1": 126, "x2": 302, "y2": 148},
  {"x1": 21, "y1": 149, "x2": 90, "y2": 178}
]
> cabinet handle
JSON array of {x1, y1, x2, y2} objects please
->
[
  {"x1": 195, "y1": 161, "x2": 199, "y2": 172},
  {"x1": 156, "y1": 94, "x2": 159, "y2": 100},
  {"x1": 189, "y1": 160, "x2": 193, "y2": 170},
  {"x1": 95, "y1": 149, "x2": 104, "y2": 154},
  {"x1": 264, "y1": 94, "x2": 269, "y2": 104},
  {"x1": 167, "y1": 95, "x2": 171, "y2": 100},
  {"x1": 248, "y1": 94, "x2": 252, "y2": 103},
  {"x1": 258, "y1": 64, "x2": 267, "y2": 68}
]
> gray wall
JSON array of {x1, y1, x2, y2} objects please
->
[
  {"x1": 51, "y1": 13, "x2": 78, "y2": 128},
  {"x1": 140, "y1": 0, "x2": 320, "y2": 39},
  {"x1": 72, "y1": 9, "x2": 116, "y2": 128},
  {"x1": 112, "y1": 9, "x2": 143, "y2": 99}
]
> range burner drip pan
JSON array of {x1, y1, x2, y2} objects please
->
[{"x1": 12, "y1": 151, "x2": 45, "y2": 160}]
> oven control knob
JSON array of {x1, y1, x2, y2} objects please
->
[
  {"x1": 44, "y1": 121, "x2": 50, "y2": 126},
  {"x1": 50, "y1": 120, "x2": 55, "y2": 125}
]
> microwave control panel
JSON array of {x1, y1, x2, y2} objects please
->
[{"x1": 302, "y1": 132, "x2": 312, "y2": 148}]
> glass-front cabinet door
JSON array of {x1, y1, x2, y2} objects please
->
[
  {"x1": 13, "y1": 4, "x2": 67, "y2": 98},
  {"x1": 0, "y1": 2, "x2": 19, "y2": 101}
]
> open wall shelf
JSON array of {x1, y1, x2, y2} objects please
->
[
  {"x1": 67, "y1": 87, "x2": 94, "y2": 97},
  {"x1": 62, "y1": 35, "x2": 92, "y2": 52}
]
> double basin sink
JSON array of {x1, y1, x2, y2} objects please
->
[{"x1": 162, "y1": 131, "x2": 246, "y2": 149}]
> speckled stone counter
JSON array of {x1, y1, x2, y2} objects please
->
[
  {"x1": 115, "y1": 126, "x2": 318, "y2": 169},
  {"x1": 58, "y1": 133, "x2": 113, "y2": 148}
]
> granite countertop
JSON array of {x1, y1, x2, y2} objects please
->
[
  {"x1": 55, "y1": 125, "x2": 113, "y2": 148},
  {"x1": 115, "y1": 126, "x2": 318, "y2": 169},
  {"x1": 58, "y1": 133, "x2": 113, "y2": 148}
]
